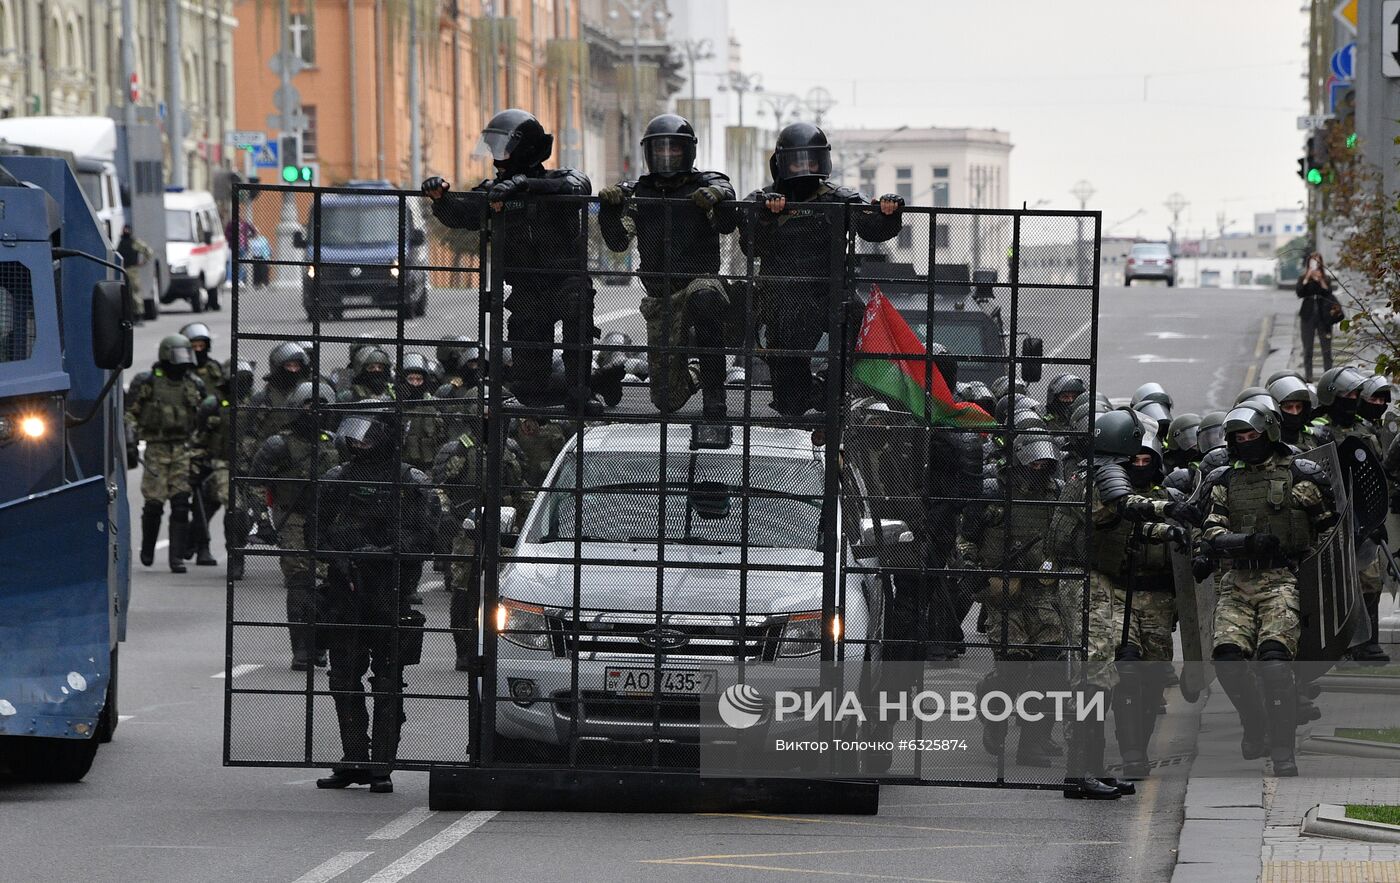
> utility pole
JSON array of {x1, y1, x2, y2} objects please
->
[
  {"x1": 720, "y1": 69, "x2": 761, "y2": 196},
  {"x1": 274, "y1": 0, "x2": 301, "y2": 295},
  {"x1": 1071, "y1": 179, "x2": 1095, "y2": 287},
  {"x1": 1164, "y1": 192, "x2": 1187, "y2": 256},
  {"x1": 609, "y1": 0, "x2": 666, "y2": 176},
  {"x1": 165, "y1": 0, "x2": 185, "y2": 187}
]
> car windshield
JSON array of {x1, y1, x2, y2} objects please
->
[
  {"x1": 76, "y1": 172, "x2": 103, "y2": 209},
  {"x1": 911, "y1": 320, "x2": 987, "y2": 357},
  {"x1": 165, "y1": 209, "x2": 195, "y2": 242},
  {"x1": 528, "y1": 451, "x2": 824, "y2": 549},
  {"x1": 1132, "y1": 244, "x2": 1170, "y2": 258},
  {"x1": 317, "y1": 205, "x2": 401, "y2": 247}
]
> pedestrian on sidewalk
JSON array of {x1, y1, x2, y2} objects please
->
[{"x1": 1296, "y1": 252, "x2": 1339, "y2": 382}]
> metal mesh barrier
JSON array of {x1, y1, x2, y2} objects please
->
[{"x1": 225, "y1": 182, "x2": 1099, "y2": 789}]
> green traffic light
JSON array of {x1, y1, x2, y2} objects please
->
[
  {"x1": 1306, "y1": 167, "x2": 1323, "y2": 185},
  {"x1": 1346, "y1": 132, "x2": 1358, "y2": 149},
  {"x1": 281, "y1": 164, "x2": 298, "y2": 183},
  {"x1": 299, "y1": 166, "x2": 313, "y2": 183}
]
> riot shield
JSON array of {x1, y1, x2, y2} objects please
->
[
  {"x1": 1295, "y1": 443, "x2": 1363, "y2": 660},
  {"x1": 1170, "y1": 538, "x2": 1214, "y2": 701},
  {"x1": 1338, "y1": 435, "x2": 1389, "y2": 537}
]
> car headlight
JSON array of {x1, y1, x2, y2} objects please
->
[
  {"x1": 20, "y1": 415, "x2": 45, "y2": 439},
  {"x1": 495, "y1": 599, "x2": 553, "y2": 651},
  {"x1": 777, "y1": 611, "x2": 825, "y2": 657},
  {"x1": 389, "y1": 260, "x2": 399, "y2": 279},
  {"x1": 305, "y1": 265, "x2": 315, "y2": 278},
  {"x1": 170, "y1": 264, "x2": 189, "y2": 275}
]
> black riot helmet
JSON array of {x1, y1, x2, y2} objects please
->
[
  {"x1": 1315, "y1": 365, "x2": 1367, "y2": 407},
  {"x1": 769, "y1": 122, "x2": 832, "y2": 187},
  {"x1": 158, "y1": 333, "x2": 195, "y2": 368},
  {"x1": 224, "y1": 359, "x2": 256, "y2": 400},
  {"x1": 1093, "y1": 409, "x2": 1144, "y2": 462},
  {"x1": 1164, "y1": 412, "x2": 1202, "y2": 468},
  {"x1": 1197, "y1": 410, "x2": 1227, "y2": 453},
  {"x1": 286, "y1": 380, "x2": 334, "y2": 436},
  {"x1": 641, "y1": 114, "x2": 697, "y2": 178},
  {"x1": 1131, "y1": 382, "x2": 1173, "y2": 435},
  {"x1": 337, "y1": 402, "x2": 402, "y2": 464},
  {"x1": 398, "y1": 352, "x2": 432, "y2": 399},
  {"x1": 1234, "y1": 386, "x2": 1282, "y2": 418},
  {"x1": 1125, "y1": 434, "x2": 1165, "y2": 489},
  {"x1": 475, "y1": 109, "x2": 552, "y2": 174},
  {"x1": 991, "y1": 375, "x2": 1029, "y2": 400},
  {"x1": 424, "y1": 358, "x2": 445, "y2": 388},
  {"x1": 958, "y1": 380, "x2": 996, "y2": 414},
  {"x1": 268, "y1": 341, "x2": 310, "y2": 382},
  {"x1": 1269, "y1": 373, "x2": 1315, "y2": 436},
  {"x1": 437, "y1": 335, "x2": 484, "y2": 376},
  {"x1": 1045, "y1": 374, "x2": 1086, "y2": 418},
  {"x1": 1224, "y1": 402, "x2": 1282, "y2": 464}
]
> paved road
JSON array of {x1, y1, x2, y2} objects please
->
[{"x1": 0, "y1": 282, "x2": 1289, "y2": 883}]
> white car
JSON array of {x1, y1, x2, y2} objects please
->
[
  {"x1": 491, "y1": 422, "x2": 884, "y2": 751},
  {"x1": 163, "y1": 189, "x2": 229, "y2": 312}
]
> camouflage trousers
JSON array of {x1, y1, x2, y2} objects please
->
[
  {"x1": 447, "y1": 528, "x2": 478, "y2": 597},
  {"x1": 1360, "y1": 552, "x2": 1385, "y2": 597},
  {"x1": 141, "y1": 441, "x2": 193, "y2": 502},
  {"x1": 1073, "y1": 572, "x2": 1123, "y2": 690},
  {"x1": 982, "y1": 580, "x2": 1063, "y2": 660},
  {"x1": 1212, "y1": 567, "x2": 1300, "y2": 658},
  {"x1": 278, "y1": 513, "x2": 326, "y2": 585},
  {"x1": 126, "y1": 269, "x2": 143, "y2": 318},
  {"x1": 202, "y1": 459, "x2": 230, "y2": 508},
  {"x1": 639, "y1": 278, "x2": 727, "y2": 413}
]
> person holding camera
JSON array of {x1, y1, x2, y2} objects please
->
[{"x1": 1296, "y1": 252, "x2": 1338, "y2": 382}]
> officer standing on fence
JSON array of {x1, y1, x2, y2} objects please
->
[
  {"x1": 423, "y1": 109, "x2": 613, "y2": 412},
  {"x1": 740, "y1": 122, "x2": 904, "y2": 416},
  {"x1": 126, "y1": 334, "x2": 207, "y2": 572},
  {"x1": 250, "y1": 382, "x2": 339, "y2": 671},
  {"x1": 598, "y1": 113, "x2": 740, "y2": 418},
  {"x1": 1202, "y1": 404, "x2": 1336, "y2": 776},
  {"x1": 314, "y1": 405, "x2": 437, "y2": 794}
]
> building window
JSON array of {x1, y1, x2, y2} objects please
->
[
  {"x1": 290, "y1": 12, "x2": 315, "y2": 65},
  {"x1": 931, "y1": 166, "x2": 949, "y2": 207},
  {"x1": 895, "y1": 166, "x2": 911, "y2": 180},
  {"x1": 934, "y1": 223, "x2": 949, "y2": 248},
  {"x1": 859, "y1": 166, "x2": 875, "y2": 195},
  {"x1": 897, "y1": 227, "x2": 912, "y2": 249},
  {"x1": 896, "y1": 181, "x2": 912, "y2": 203},
  {"x1": 301, "y1": 105, "x2": 318, "y2": 157}
]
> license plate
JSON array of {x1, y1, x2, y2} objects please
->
[
  {"x1": 606, "y1": 667, "x2": 717, "y2": 696},
  {"x1": 343, "y1": 294, "x2": 373, "y2": 304}
]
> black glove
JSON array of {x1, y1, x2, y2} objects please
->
[
  {"x1": 1162, "y1": 525, "x2": 1187, "y2": 546},
  {"x1": 692, "y1": 186, "x2": 726, "y2": 210},
  {"x1": 1191, "y1": 556, "x2": 1215, "y2": 582},
  {"x1": 1122, "y1": 499, "x2": 1161, "y2": 522},
  {"x1": 487, "y1": 174, "x2": 529, "y2": 202},
  {"x1": 125, "y1": 425, "x2": 139, "y2": 470},
  {"x1": 598, "y1": 185, "x2": 628, "y2": 206},
  {"x1": 421, "y1": 176, "x2": 449, "y2": 199},
  {"x1": 1164, "y1": 500, "x2": 1201, "y2": 526},
  {"x1": 1246, "y1": 533, "x2": 1282, "y2": 557}
]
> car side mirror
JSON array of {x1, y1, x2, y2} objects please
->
[
  {"x1": 91, "y1": 279, "x2": 133, "y2": 370},
  {"x1": 292, "y1": 229, "x2": 307, "y2": 249},
  {"x1": 1020, "y1": 336, "x2": 1043, "y2": 383},
  {"x1": 409, "y1": 227, "x2": 426, "y2": 247}
]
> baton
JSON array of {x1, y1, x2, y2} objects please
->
[{"x1": 1117, "y1": 521, "x2": 1144, "y2": 653}]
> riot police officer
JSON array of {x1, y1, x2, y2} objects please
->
[
  {"x1": 1202, "y1": 404, "x2": 1336, "y2": 776},
  {"x1": 1044, "y1": 374, "x2": 1086, "y2": 433},
  {"x1": 250, "y1": 382, "x2": 340, "y2": 671},
  {"x1": 197, "y1": 359, "x2": 256, "y2": 578},
  {"x1": 338, "y1": 346, "x2": 394, "y2": 402},
  {"x1": 740, "y1": 122, "x2": 904, "y2": 416},
  {"x1": 1268, "y1": 374, "x2": 1322, "y2": 450},
  {"x1": 247, "y1": 341, "x2": 313, "y2": 442},
  {"x1": 314, "y1": 405, "x2": 437, "y2": 793},
  {"x1": 397, "y1": 353, "x2": 447, "y2": 472},
  {"x1": 598, "y1": 113, "x2": 740, "y2": 417},
  {"x1": 423, "y1": 109, "x2": 605, "y2": 412},
  {"x1": 180, "y1": 322, "x2": 224, "y2": 391},
  {"x1": 125, "y1": 334, "x2": 208, "y2": 572}
]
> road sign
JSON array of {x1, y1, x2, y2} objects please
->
[
  {"x1": 1331, "y1": 42, "x2": 1356, "y2": 80},
  {"x1": 1335, "y1": 0, "x2": 1358, "y2": 36},
  {"x1": 265, "y1": 110, "x2": 308, "y2": 132},
  {"x1": 227, "y1": 130, "x2": 267, "y2": 150},
  {"x1": 1298, "y1": 114, "x2": 1336, "y2": 130},
  {"x1": 272, "y1": 85, "x2": 302, "y2": 111},
  {"x1": 252, "y1": 140, "x2": 280, "y2": 169},
  {"x1": 1386, "y1": 1, "x2": 1400, "y2": 78},
  {"x1": 267, "y1": 51, "x2": 307, "y2": 78},
  {"x1": 1330, "y1": 80, "x2": 1352, "y2": 113}
]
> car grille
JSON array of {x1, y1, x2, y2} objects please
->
[
  {"x1": 554, "y1": 691, "x2": 703, "y2": 726},
  {"x1": 545, "y1": 612, "x2": 784, "y2": 662},
  {"x1": 318, "y1": 264, "x2": 394, "y2": 285}
]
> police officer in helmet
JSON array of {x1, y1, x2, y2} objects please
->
[
  {"x1": 598, "y1": 113, "x2": 740, "y2": 418},
  {"x1": 423, "y1": 110, "x2": 608, "y2": 413}
]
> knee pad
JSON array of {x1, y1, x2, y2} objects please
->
[
  {"x1": 1212, "y1": 644, "x2": 1249, "y2": 663},
  {"x1": 169, "y1": 494, "x2": 191, "y2": 521},
  {"x1": 1257, "y1": 640, "x2": 1292, "y2": 663}
]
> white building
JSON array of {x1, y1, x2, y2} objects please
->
[
  {"x1": 665, "y1": 0, "x2": 729, "y2": 172},
  {"x1": 1254, "y1": 208, "x2": 1306, "y2": 239}
]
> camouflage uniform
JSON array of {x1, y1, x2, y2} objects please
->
[
  {"x1": 117, "y1": 232, "x2": 152, "y2": 319},
  {"x1": 400, "y1": 396, "x2": 447, "y2": 473},
  {"x1": 192, "y1": 357, "x2": 225, "y2": 399},
  {"x1": 251, "y1": 424, "x2": 340, "y2": 667},
  {"x1": 126, "y1": 365, "x2": 206, "y2": 501},
  {"x1": 513, "y1": 417, "x2": 567, "y2": 490},
  {"x1": 637, "y1": 277, "x2": 729, "y2": 413}
]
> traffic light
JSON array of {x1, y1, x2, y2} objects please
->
[
  {"x1": 279, "y1": 134, "x2": 313, "y2": 185},
  {"x1": 1303, "y1": 133, "x2": 1325, "y2": 186}
]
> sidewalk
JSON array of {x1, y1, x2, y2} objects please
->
[{"x1": 1173, "y1": 300, "x2": 1400, "y2": 882}]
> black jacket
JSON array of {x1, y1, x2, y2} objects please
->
[
  {"x1": 430, "y1": 164, "x2": 592, "y2": 295},
  {"x1": 598, "y1": 170, "x2": 739, "y2": 298},
  {"x1": 1296, "y1": 275, "x2": 1332, "y2": 322},
  {"x1": 739, "y1": 181, "x2": 901, "y2": 286}
]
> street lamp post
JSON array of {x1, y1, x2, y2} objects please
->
[
  {"x1": 1070, "y1": 179, "x2": 1095, "y2": 287},
  {"x1": 719, "y1": 70, "x2": 762, "y2": 195},
  {"x1": 1164, "y1": 192, "x2": 1188, "y2": 256},
  {"x1": 610, "y1": 0, "x2": 667, "y2": 177}
]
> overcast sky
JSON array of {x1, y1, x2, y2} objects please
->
[{"x1": 727, "y1": 0, "x2": 1309, "y2": 241}]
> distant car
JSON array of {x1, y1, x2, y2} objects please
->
[
  {"x1": 1125, "y1": 242, "x2": 1175, "y2": 287},
  {"x1": 163, "y1": 189, "x2": 229, "y2": 312}
]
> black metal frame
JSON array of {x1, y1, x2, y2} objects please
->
[{"x1": 224, "y1": 182, "x2": 1100, "y2": 795}]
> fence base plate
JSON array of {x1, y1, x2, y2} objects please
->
[{"x1": 428, "y1": 766, "x2": 880, "y2": 814}]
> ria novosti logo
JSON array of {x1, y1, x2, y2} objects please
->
[{"x1": 717, "y1": 684, "x2": 766, "y2": 729}]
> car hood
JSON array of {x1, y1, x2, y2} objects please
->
[
  {"x1": 501, "y1": 542, "x2": 830, "y2": 615},
  {"x1": 315, "y1": 243, "x2": 399, "y2": 265}
]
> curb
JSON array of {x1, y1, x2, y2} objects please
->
[
  {"x1": 1302, "y1": 803, "x2": 1400, "y2": 844},
  {"x1": 1316, "y1": 673, "x2": 1400, "y2": 695},
  {"x1": 1301, "y1": 728, "x2": 1400, "y2": 759},
  {"x1": 1259, "y1": 306, "x2": 1301, "y2": 383}
]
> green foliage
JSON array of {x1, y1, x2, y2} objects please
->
[{"x1": 1346, "y1": 804, "x2": 1400, "y2": 826}]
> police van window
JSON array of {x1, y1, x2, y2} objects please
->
[
  {"x1": 166, "y1": 209, "x2": 195, "y2": 242},
  {"x1": 76, "y1": 171, "x2": 103, "y2": 210},
  {"x1": 0, "y1": 262, "x2": 36, "y2": 363}
]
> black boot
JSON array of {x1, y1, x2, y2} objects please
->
[
  {"x1": 289, "y1": 627, "x2": 312, "y2": 671},
  {"x1": 167, "y1": 520, "x2": 189, "y2": 574},
  {"x1": 1064, "y1": 717, "x2": 1122, "y2": 800},
  {"x1": 368, "y1": 675, "x2": 403, "y2": 793},
  {"x1": 1259, "y1": 660, "x2": 1299, "y2": 777},
  {"x1": 140, "y1": 501, "x2": 163, "y2": 567},
  {"x1": 1215, "y1": 659, "x2": 1268, "y2": 760},
  {"x1": 450, "y1": 588, "x2": 477, "y2": 671},
  {"x1": 1113, "y1": 660, "x2": 1150, "y2": 779},
  {"x1": 316, "y1": 768, "x2": 372, "y2": 789},
  {"x1": 1088, "y1": 715, "x2": 1136, "y2": 795},
  {"x1": 195, "y1": 501, "x2": 219, "y2": 565}
]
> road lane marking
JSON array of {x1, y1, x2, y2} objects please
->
[
  {"x1": 366, "y1": 807, "x2": 436, "y2": 841},
  {"x1": 1047, "y1": 319, "x2": 1093, "y2": 359},
  {"x1": 211, "y1": 664, "x2": 262, "y2": 679},
  {"x1": 1241, "y1": 313, "x2": 1274, "y2": 389},
  {"x1": 117, "y1": 715, "x2": 135, "y2": 722},
  {"x1": 290, "y1": 851, "x2": 372, "y2": 883},
  {"x1": 360, "y1": 811, "x2": 497, "y2": 883},
  {"x1": 698, "y1": 812, "x2": 1038, "y2": 838}
]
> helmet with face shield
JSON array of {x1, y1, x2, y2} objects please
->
[{"x1": 641, "y1": 114, "x2": 697, "y2": 178}]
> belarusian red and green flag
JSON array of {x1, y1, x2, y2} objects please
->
[{"x1": 853, "y1": 286, "x2": 996, "y2": 429}]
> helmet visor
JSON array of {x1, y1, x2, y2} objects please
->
[
  {"x1": 644, "y1": 136, "x2": 691, "y2": 176},
  {"x1": 165, "y1": 345, "x2": 195, "y2": 366},
  {"x1": 774, "y1": 146, "x2": 832, "y2": 182},
  {"x1": 337, "y1": 415, "x2": 392, "y2": 449},
  {"x1": 1170, "y1": 424, "x2": 1200, "y2": 453},
  {"x1": 473, "y1": 130, "x2": 514, "y2": 162}
]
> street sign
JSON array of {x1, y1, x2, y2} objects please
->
[
  {"x1": 267, "y1": 51, "x2": 307, "y2": 78},
  {"x1": 1386, "y1": 1, "x2": 1400, "y2": 78},
  {"x1": 252, "y1": 140, "x2": 280, "y2": 169},
  {"x1": 265, "y1": 111, "x2": 308, "y2": 132},
  {"x1": 227, "y1": 130, "x2": 267, "y2": 150},
  {"x1": 1330, "y1": 80, "x2": 1352, "y2": 113},
  {"x1": 1331, "y1": 42, "x2": 1356, "y2": 80},
  {"x1": 1335, "y1": 0, "x2": 1358, "y2": 36},
  {"x1": 1298, "y1": 114, "x2": 1336, "y2": 130},
  {"x1": 272, "y1": 85, "x2": 302, "y2": 111}
]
